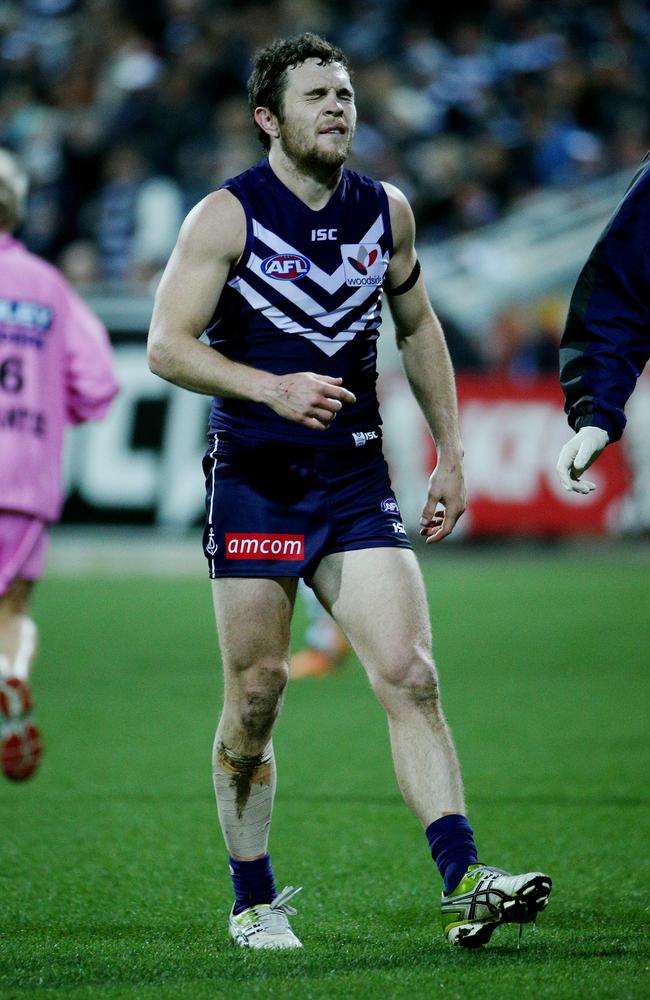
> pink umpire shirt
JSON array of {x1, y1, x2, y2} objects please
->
[{"x1": 0, "y1": 233, "x2": 119, "y2": 521}]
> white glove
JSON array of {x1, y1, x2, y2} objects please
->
[{"x1": 556, "y1": 426, "x2": 610, "y2": 494}]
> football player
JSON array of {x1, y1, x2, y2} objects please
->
[{"x1": 148, "y1": 33, "x2": 551, "y2": 949}]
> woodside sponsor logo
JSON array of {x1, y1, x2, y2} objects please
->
[{"x1": 340, "y1": 243, "x2": 383, "y2": 286}]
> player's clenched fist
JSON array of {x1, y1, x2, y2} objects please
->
[{"x1": 264, "y1": 372, "x2": 357, "y2": 430}]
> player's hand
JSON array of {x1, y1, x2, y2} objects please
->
[
  {"x1": 419, "y1": 459, "x2": 466, "y2": 543},
  {"x1": 556, "y1": 426, "x2": 609, "y2": 494},
  {"x1": 265, "y1": 372, "x2": 356, "y2": 430}
]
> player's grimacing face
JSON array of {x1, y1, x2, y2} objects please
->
[{"x1": 277, "y1": 59, "x2": 356, "y2": 170}]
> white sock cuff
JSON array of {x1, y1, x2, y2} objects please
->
[{"x1": 13, "y1": 616, "x2": 37, "y2": 681}]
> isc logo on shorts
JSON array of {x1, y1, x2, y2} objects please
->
[{"x1": 225, "y1": 533, "x2": 305, "y2": 560}]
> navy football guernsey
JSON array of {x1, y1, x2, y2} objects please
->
[{"x1": 205, "y1": 158, "x2": 393, "y2": 449}]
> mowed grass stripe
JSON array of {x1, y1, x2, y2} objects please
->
[{"x1": 1, "y1": 551, "x2": 648, "y2": 998}]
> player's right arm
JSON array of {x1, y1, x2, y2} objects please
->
[{"x1": 147, "y1": 190, "x2": 355, "y2": 430}]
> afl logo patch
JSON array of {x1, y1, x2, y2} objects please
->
[
  {"x1": 261, "y1": 253, "x2": 311, "y2": 281},
  {"x1": 381, "y1": 497, "x2": 400, "y2": 514}
]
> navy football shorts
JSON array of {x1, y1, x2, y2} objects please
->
[{"x1": 202, "y1": 434, "x2": 412, "y2": 581}]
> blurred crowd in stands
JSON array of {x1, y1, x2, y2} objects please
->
[{"x1": 1, "y1": 0, "x2": 649, "y2": 371}]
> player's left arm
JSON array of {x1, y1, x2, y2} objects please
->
[{"x1": 382, "y1": 182, "x2": 465, "y2": 543}]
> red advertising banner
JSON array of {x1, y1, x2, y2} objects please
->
[
  {"x1": 63, "y1": 346, "x2": 642, "y2": 536},
  {"x1": 445, "y1": 374, "x2": 632, "y2": 536}
]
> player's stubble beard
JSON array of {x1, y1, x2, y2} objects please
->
[{"x1": 278, "y1": 117, "x2": 355, "y2": 185}]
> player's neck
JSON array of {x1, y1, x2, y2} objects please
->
[{"x1": 267, "y1": 147, "x2": 343, "y2": 211}]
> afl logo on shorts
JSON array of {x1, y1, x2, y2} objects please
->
[
  {"x1": 261, "y1": 253, "x2": 311, "y2": 281},
  {"x1": 380, "y1": 498, "x2": 400, "y2": 514}
]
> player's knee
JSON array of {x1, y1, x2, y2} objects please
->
[
  {"x1": 238, "y1": 658, "x2": 288, "y2": 740},
  {"x1": 406, "y1": 660, "x2": 441, "y2": 712},
  {"x1": 376, "y1": 650, "x2": 441, "y2": 712},
  {"x1": 240, "y1": 686, "x2": 282, "y2": 741}
]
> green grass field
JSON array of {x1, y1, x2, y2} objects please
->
[{"x1": 1, "y1": 546, "x2": 649, "y2": 999}]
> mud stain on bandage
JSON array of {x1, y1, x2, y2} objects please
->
[{"x1": 217, "y1": 743, "x2": 272, "y2": 818}]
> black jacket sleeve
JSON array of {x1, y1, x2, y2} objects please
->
[{"x1": 559, "y1": 153, "x2": 650, "y2": 442}]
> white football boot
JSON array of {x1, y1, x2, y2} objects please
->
[
  {"x1": 441, "y1": 864, "x2": 552, "y2": 947},
  {"x1": 229, "y1": 886, "x2": 303, "y2": 949}
]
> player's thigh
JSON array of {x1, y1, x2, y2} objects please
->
[
  {"x1": 211, "y1": 576, "x2": 298, "y2": 674},
  {"x1": 311, "y1": 547, "x2": 433, "y2": 684}
]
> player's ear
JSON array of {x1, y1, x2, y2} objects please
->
[{"x1": 254, "y1": 107, "x2": 280, "y2": 143}]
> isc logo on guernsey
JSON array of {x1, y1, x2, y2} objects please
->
[
  {"x1": 225, "y1": 533, "x2": 305, "y2": 560},
  {"x1": 261, "y1": 253, "x2": 311, "y2": 281}
]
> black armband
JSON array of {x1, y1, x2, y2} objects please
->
[{"x1": 386, "y1": 259, "x2": 421, "y2": 296}]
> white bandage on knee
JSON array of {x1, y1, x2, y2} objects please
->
[
  {"x1": 12, "y1": 617, "x2": 37, "y2": 681},
  {"x1": 213, "y1": 740, "x2": 276, "y2": 859}
]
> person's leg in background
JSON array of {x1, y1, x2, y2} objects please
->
[
  {"x1": 0, "y1": 514, "x2": 45, "y2": 781},
  {"x1": 290, "y1": 581, "x2": 350, "y2": 680}
]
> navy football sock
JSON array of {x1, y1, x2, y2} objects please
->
[
  {"x1": 426, "y1": 814, "x2": 478, "y2": 894},
  {"x1": 229, "y1": 854, "x2": 277, "y2": 915}
]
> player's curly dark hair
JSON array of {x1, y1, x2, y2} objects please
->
[{"x1": 247, "y1": 32, "x2": 351, "y2": 150}]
